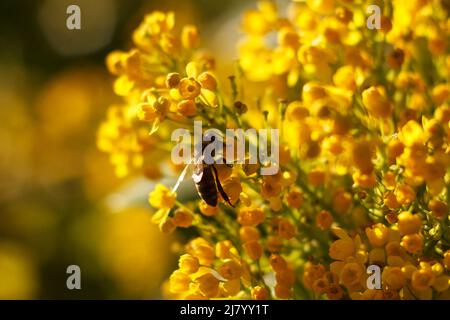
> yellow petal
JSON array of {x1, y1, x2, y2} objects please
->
[
  {"x1": 152, "y1": 208, "x2": 169, "y2": 224},
  {"x1": 170, "y1": 88, "x2": 183, "y2": 100},
  {"x1": 200, "y1": 88, "x2": 217, "y2": 107},
  {"x1": 186, "y1": 61, "x2": 199, "y2": 78},
  {"x1": 114, "y1": 75, "x2": 134, "y2": 96},
  {"x1": 332, "y1": 227, "x2": 351, "y2": 239}
]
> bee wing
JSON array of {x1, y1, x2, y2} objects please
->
[
  {"x1": 192, "y1": 162, "x2": 204, "y2": 184},
  {"x1": 172, "y1": 162, "x2": 193, "y2": 193}
]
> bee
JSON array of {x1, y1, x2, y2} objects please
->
[
  {"x1": 192, "y1": 155, "x2": 234, "y2": 207},
  {"x1": 172, "y1": 136, "x2": 235, "y2": 207}
]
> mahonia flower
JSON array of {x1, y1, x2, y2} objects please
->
[{"x1": 99, "y1": 0, "x2": 450, "y2": 300}]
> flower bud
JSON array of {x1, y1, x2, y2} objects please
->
[
  {"x1": 166, "y1": 72, "x2": 181, "y2": 88},
  {"x1": 198, "y1": 72, "x2": 217, "y2": 91}
]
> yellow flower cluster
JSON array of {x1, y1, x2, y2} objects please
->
[{"x1": 98, "y1": 1, "x2": 450, "y2": 299}]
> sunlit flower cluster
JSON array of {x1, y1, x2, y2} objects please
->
[{"x1": 98, "y1": 0, "x2": 450, "y2": 299}]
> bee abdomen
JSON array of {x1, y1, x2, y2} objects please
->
[{"x1": 195, "y1": 167, "x2": 218, "y2": 206}]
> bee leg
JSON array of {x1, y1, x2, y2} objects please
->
[{"x1": 211, "y1": 165, "x2": 235, "y2": 207}]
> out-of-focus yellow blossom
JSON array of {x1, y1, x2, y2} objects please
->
[
  {"x1": 98, "y1": 207, "x2": 173, "y2": 298},
  {"x1": 148, "y1": 184, "x2": 177, "y2": 233},
  {"x1": 366, "y1": 223, "x2": 389, "y2": 248},
  {"x1": 0, "y1": 244, "x2": 38, "y2": 299}
]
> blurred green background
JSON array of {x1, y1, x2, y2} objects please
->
[{"x1": 0, "y1": 0, "x2": 252, "y2": 299}]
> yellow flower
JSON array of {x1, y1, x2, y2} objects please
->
[
  {"x1": 383, "y1": 172, "x2": 397, "y2": 190},
  {"x1": 333, "y1": 66, "x2": 356, "y2": 92},
  {"x1": 332, "y1": 189, "x2": 352, "y2": 214},
  {"x1": 172, "y1": 209, "x2": 193, "y2": 228},
  {"x1": 395, "y1": 185, "x2": 416, "y2": 206},
  {"x1": 275, "y1": 283, "x2": 291, "y2": 299},
  {"x1": 443, "y1": 250, "x2": 450, "y2": 269},
  {"x1": 175, "y1": 62, "x2": 218, "y2": 107},
  {"x1": 267, "y1": 236, "x2": 283, "y2": 253},
  {"x1": 199, "y1": 200, "x2": 218, "y2": 216},
  {"x1": 149, "y1": 184, "x2": 176, "y2": 209},
  {"x1": 383, "y1": 267, "x2": 406, "y2": 290},
  {"x1": 366, "y1": 223, "x2": 389, "y2": 247},
  {"x1": 137, "y1": 97, "x2": 170, "y2": 122},
  {"x1": 401, "y1": 234, "x2": 423, "y2": 254},
  {"x1": 431, "y1": 84, "x2": 450, "y2": 105},
  {"x1": 360, "y1": 289, "x2": 384, "y2": 300},
  {"x1": 166, "y1": 72, "x2": 181, "y2": 88},
  {"x1": 326, "y1": 284, "x2": 344, "y2": 300},
  {"x1": 251, "y1": 286, "x2": 269, "y2": 300},
  {"x1": 179, "y1": 77, "x2": 201, "y2": 99},
  {"x1": 399, "y1": 120, "x2": 425, "y2": 147},
  {"x1": 285, "y1": 101, "x2": 309, "y2": 121},
  {"x1": 276, "y1": 267, "x2": 295, "y2": 287},
  {"x1": 386, "y1": 241, "x2": 404, "y2": 257},
  {"x1": 218, "y1": 260, "x2": 242, "y2": 280},
  {"x1": 387, "y1": 140, "x2": 404, "y2": 163},
  {"x1": 387, "y1": 48, "x2": 405, "y2": 69},
  {"x1": 369, "y1": 248, "x2": 385, "y2": 265},
  {"x1": 340, "y1": 262, "x2": 364, "y2": 288},
  {"x1": 313, "y1": 278, "x2": 329, "y2": 295},
  {"x1": 329, "y1": 239, "x2": 355, "y2": 260},
  {"x1": 221, "y1": 176, "x2": 242, "y2": 205},
  {"x1": 303, "y1": 263, "x2": 326, "y2": 289},
  {"x1": 187, "y1": 238, "x2": 215, "y2": 266},
  {"x1": 221, "y1": 279, "x2": 241, "y2": 297},
  {"x1": 306, "y1": 0, "x2": 336, "y2": 15},
  {"x1": 237, "y1": 207, "x2": 265, "y2": 226},
  {"x1": 178, "y1": 254, "x2": 200, "y2": 274},
  {"x1": 239, "y1": 226, "x2": 260, "y2": 242},
  {"x1": 141, "y1": 11, "x2": 174, "y2": 35},
  {"x1": 308, "y1": 168, "x2": 326, "y2": 187},
  {"x1": 194, "y1": 273, "x2": 220, "y2": 298},
  {"x1": 243, "y1": 240, "x2": 263, "y2": 260},
  {"x1": 384, "y1": 192, "x2": 400, "y2": 210},
  {"x1": 431, "y1": 263, "x2": 444, "y2": 276},
  {"x1": 181, "y1": 25, "x2": 200, "y2": 49},
  {"x1": 197, "y1": 72, "x2": 217, "y2": 91},
  {"x1": 397, "y1": 211, "x2": 422, "y2": 235},
  {"x1": 411, "y1": 269, "x2": 435, "y2": 291},
  {"x1": 278, "y1": 218, "x2": 297, "y2": 240},
  {"x1": 270, "y1": 254, "x2": 288, "y2": 273},
  {"x1": 352, "y1": 171, "x2": 377, "y2": 189},
  {"x1": 432, "y1": 275, "x2": 450, "y2": 292},
  {"x1": 401, "y1": 264, "x2": 417, "y2": 280},
  {"x1": 362, "y1": 86, "x2": 393, "y2": 118},
  {"x1": 169, "y1": 270, "x2": 191, "y2": 294},
  {"x1": 261, "y1": 179, "x2": 282, "y2": 199},
  {"x1": 316, "y1": 210, "x2": 333, "y2": 230},
  {"x1": 159, "y1": 216, "x2": 176, "y2": 234},
  {"x1": 241, "y1": 9, "x2": 270, "y2": 35},
  {"x1": 286, "y1": 190, "x2": 304, "y2": 209},
  {"x1": 215, "y1": 240, "x2": 237, "y2": 260},
  {"x1": 278, "y1": 27, "x2": 300, "y2": 49},
  {"x1": 351, "y1": 140, "x2": 374, "y2": 173},
  {"x1": 176, "y1": 99, "x2": 197, "y2": 117}
]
